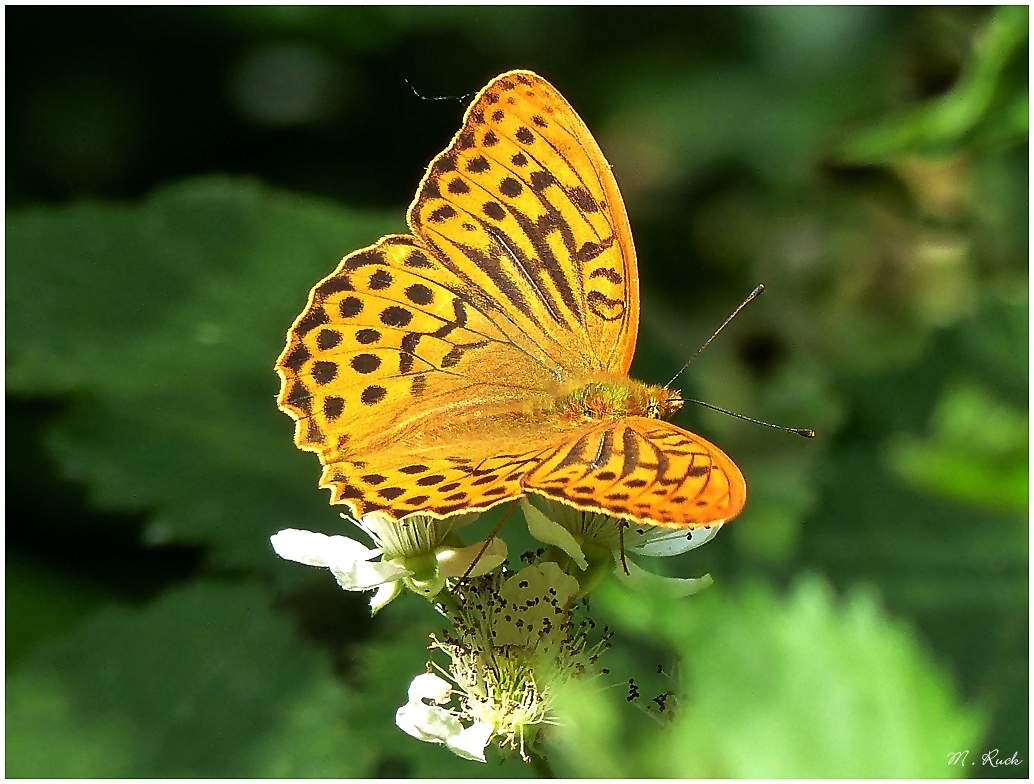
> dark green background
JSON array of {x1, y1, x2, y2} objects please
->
[{"x1": 6, "y1": 6, "x2": 1027, "y2": 777}]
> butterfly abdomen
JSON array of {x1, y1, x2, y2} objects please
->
[{"x1": 550, "y1": 377, "x2": 683, "y2": 423}]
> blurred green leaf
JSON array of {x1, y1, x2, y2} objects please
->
[
  {"x1": 250, "y1": 676, "x2": 374, "y2": 777},
  {"x1": 886, "y1": 382, "x2": 1028, "y2": 513},
  {"x1": 6, "y1": 555, "x2": 114, "y2": 668},
  {"x1": 6, "y1": 178, "x2": 401, "y2": 570},
  {"x1": 4, "y1": 574, "x2": 537, "y2": 777},
  {"x1": 550, "y1": 576, "x2": 986, "y2": 777},
  {"x1": 838, "y1": 6, "x2": 1028, "y2": 162},
  {"x1": 5, "y1": 581, "x2": 357, "y2": 777}
]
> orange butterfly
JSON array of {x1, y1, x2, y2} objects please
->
[{"x1": 276, "y1": 70, "x2": 746, "y2": 528}]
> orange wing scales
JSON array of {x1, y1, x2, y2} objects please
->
[
  {"x1": 276, "y1": 69, "x2": 747, "y2": 530},
  {"x1": 409, "y1": 71, "x2": 638, "y2": 376},
  {"x1": 321, "y1": 449, "x2": 549, "y2": 519},
  {"x1": 277, "y1": 233, "x2": 559, "y2": 463},
  {"x1": 525, "y1": 419, "x2": 746, "y2": 528}
]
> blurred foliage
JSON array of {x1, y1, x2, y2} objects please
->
[
  {"x1": 6, "y1": 6, "x2": 1027, "y2": 778},
  {"x1": 549, "y1": 577, "x2": 984, "y2": 777},
  {"x1": 887, "y1": 382, "x2": 1028, "y2": 512},
  {"x1": 7, "y1": 178, "x2": 399, "y2": 571}
]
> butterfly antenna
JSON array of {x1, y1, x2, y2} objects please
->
[
  {"x1": 665, "y1": 284, "x2": 765, "y2": 388},
  {"x1": 404, "y1": 78, "x2": 472, "y2": 103},
  {"x1": 452, "y1": 500, "x2": 520, "y2": 592},
  {"x1": 685, "y1": 398, "x2": 816, "y2": 438}
]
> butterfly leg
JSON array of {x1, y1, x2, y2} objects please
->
[
  {"x1": 617, "y1": 518, "x2": 630, "y2": 576},
  {"x1": 452, "y1": 499, "x2": 521, "y2": 591}
]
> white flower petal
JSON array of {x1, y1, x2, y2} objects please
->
[
  {"x1": 521, "y1": 499, "x2": 589, "y2": 570},
  {"x1": 330, "y1": 558, "x2": 410, "y2": 591},
  {"x1": 627, "y1": 524, "x2": 722, "y2": 557},
  {"x1": 446, "y1": 720, "x2": 495, "y2": 762},
  {"x1": 437, "y1": 537, "x2": 508, "y2": 579},
  {"x1": 370, "y1": 579, "x2": 404, "y2": 615},
  {"x1": 396, "y1": 700, "x2": 463, "y2": 743},
  {"x1": 409, "y1": 671, "x2": 453, "y2": 704},
  {"x1": 396, "y1": 672, "x2": 489, "y2": 760},
  {"x1": 615, "y1": 555, "x2": 713, "y2": 597},
  {"x1": 352, "y1": 510, "x2": 397, "y2": 544},
  {"x1": 271, "y1": 528, "x2": 379, "y2": 568}
]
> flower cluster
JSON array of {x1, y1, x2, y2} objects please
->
[
  {"x1": 271, "y1": 510, "x2": 505, "y2": 614},
  {"x1": 270, "y1": 496, "x2": 721, "y2": 763}
]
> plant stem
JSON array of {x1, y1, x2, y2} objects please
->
[{"x1": 529, "y1": 750, "x2": 556, "y2": 779}]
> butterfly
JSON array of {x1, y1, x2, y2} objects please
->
[{"x1": 276, "y1": 70, "x2": 746, "y2": 529}]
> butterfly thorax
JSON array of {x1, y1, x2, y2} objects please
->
[{"x1": 548, "y1": 376, "x2": 683, "y2": 424}]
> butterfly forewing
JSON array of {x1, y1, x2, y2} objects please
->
[
  {"x1": 276, "y1": 234, "x2": 560, "y2": 463},
  {"x1": 409, "y1": 70, "x2": 639, "y2": 377}
]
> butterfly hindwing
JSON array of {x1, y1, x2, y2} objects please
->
[
  {"x1": 318, "y1": 443, "x2": 548, "y2": 519},
  {"x1": 524, "y1": 418, "x2": 746, "y2": 528}
]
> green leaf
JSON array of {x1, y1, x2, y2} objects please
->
[
  {"x1": 5, "y1": 581, "x2": 363, "y2": 777},
  {"x1": 6, "y1": 177, "x2": 402, "y2": 569},
  {"x1": 837, "y1": 6, "x2": 1029, "y2": 162},
  {"x1": 886, "y1": 382, "x2": 1028, "y2": 513},
  {"x1": 549, "y1": 576, "x2": 986, "y2": 777}
]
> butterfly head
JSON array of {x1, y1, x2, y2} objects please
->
[
  {"x1": 552, "y1": 377, "x2": 684, "y2": 423},
  {"x1": 644, "y1": 384, "x2": 683, "y2": 420}
]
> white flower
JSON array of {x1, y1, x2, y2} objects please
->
[
  {"x1": 520, "y1": 497, "x2": 720, "y2": 595},
  {"x1": 402, "y1": 561, "x2": 611, "y2": 762},
  {"x1": 395, "y1": 672, "x2": 496, "y2": 762},
  {"x1": 270, "y1": 510, "x2": 507, "y2": 613},
  {"x1": 357, "y1": 511, "x2": 508, "y2": 597},
  {"x1": 270, "y1": 528, "x2": 409, "y2": 590}
]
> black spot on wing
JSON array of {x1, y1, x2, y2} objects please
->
[
  {"x1": 380, "y1": 306, "x2": 413, "y2": 327},
  {"x1": 405, "y1": 251, "x2": 434, "y2": 269},
  {"x1": 297, "y1": 306, "x2": 330, "y2": 336},
  {"x1": 429, "y1": 205, "x2": 457, "y2": 224},
  {"x1": 316, "y1": 276, "x2": 353, "y2": 298},
  {"x1": 434, "y1": 154, "x2": 457, "y2": 174},
  {"x1": 339, "y1": 297, "x2": 363, "y2": 318},
  {"x1": 361, "y1": 385, "x2": 387, "y2": 405},
  {"x1": 620, "y1": 428, "x2": 640, "y2": 479},
  {"x1": 499, "y1": 177, "x2": 523, "y2": 197},
  {"x1": 483, "y1": 201, "x2": 506, "y2": 221},
  {"x1": 405, "y1": 284, "x2": 434, "y2": 305},
  {"x1": 344, "y1": 249, "x2": 386, "y2": 271},
  {"x1": 350, "y1": 354, "x2": 380, "y2": 374},
  {"x1": 282, "y1": 344, "x2": 311, "y2": 372},
  {"x1": 323, "y1": 396, "x2": 344, "y2": 420},
  {"x1": 312, "y1": 361, "x2": 338, "y2": 385},
  {"x1": 448, "y1": 178, "x2": 470, "y2": 195},
  {"x1": 567, "y1": 186, "x2": 599, "y2": 213},
  {"x1": 369, "y1": 269, "x2": 392, "y2": 290},
  {"x1": 316, "y1": 330, "x2": 342, "y2": 351}
]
